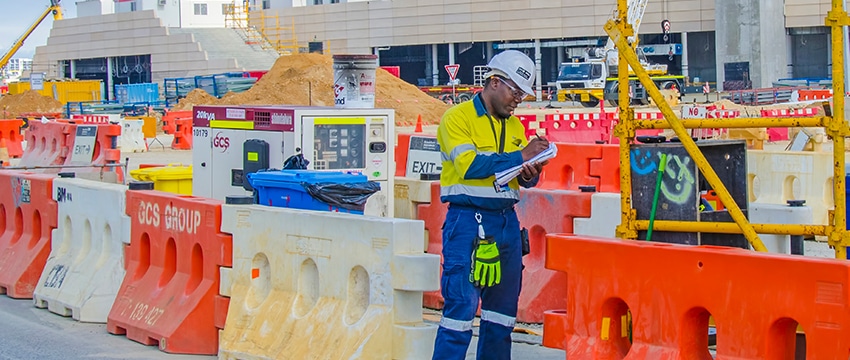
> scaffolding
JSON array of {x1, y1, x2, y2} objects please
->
[
  {"x1": 224, "y1": 1, "x2": 266, "y2": 47},
  {"x1": 250, "y1": 12, "x2": 300, "y2": 55},
  {"x1": 611, "y1": 0, "x2": 850, "y2": 259}
]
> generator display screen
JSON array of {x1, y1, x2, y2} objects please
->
[{"x1": 312, "y1": 123, "x2": 365, "y2": 169}]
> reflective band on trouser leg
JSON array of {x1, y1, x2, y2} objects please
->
[
  {"x1": 439, "y1": 317, "x2": 474, "y2": 332},
  {"x1": 477, "y1": 209, "x2": 522, "y2": 360},
  {"x1": 481, "y1": 310, "x2": 516, "y2": 328},
  {"x1": 432, "y1": 207, "x2": 482, "y2": 360}
]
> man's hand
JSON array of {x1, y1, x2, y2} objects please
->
[
  {"x1": 520, "y1": 161, "x2": 546, "y2": 181},
  {"x1": 521, "y1": 136, "x2": 549, "y2": 161}
]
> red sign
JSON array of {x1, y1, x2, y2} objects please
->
[{"x1": 445, "y1": 64, "x2": 460, "y2": 81}]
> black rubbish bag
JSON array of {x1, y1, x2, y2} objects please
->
[
  {"x1": 302, "y1": 181, "x2": 381, "y2": 212},
  {"x1": 283, "y1": 153, "x2": 310, "y2": 170}
]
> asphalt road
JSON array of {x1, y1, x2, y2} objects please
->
[{"x1": 0, "y1": 295, "x2": 565, "y2": 360}]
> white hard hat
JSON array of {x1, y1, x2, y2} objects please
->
[{"x1": 484, "y1": 50, "x2": 535, "y2": 96}]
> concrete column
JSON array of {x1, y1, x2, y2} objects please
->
[
  {"x1": 486, "y1": 42, "x2": 494, "y2": 62},
  {"x1": 681, "y1": 32, "x2": 689, "y2": 84},
  {"x1": 448, "y1": 43, "x2": 455, "y2": 65},
  {"x1": 714, "y1": 0, "x2": 787, "y2": 90},
  {"x1": 557, "y1": 46, "x2": 564, "y2": 65},
  {"x1": 534, "y1": 39, "x2": 542, "y2": 101},
  {"x1": 373, "y1": 47, "x2": 380, "y2": 66},
  {"x1": 69, "y1": 60, "x2": 76, "y2": 79},
  {"x1": 432, "y1": 44, "x2": 439, "y2": 86},
  {"x1": 106, "y1": 57, "x2": 114, "y2": 100},
  {"x1": 786, "y1": 34, "x2": 794, "y2": 78}
]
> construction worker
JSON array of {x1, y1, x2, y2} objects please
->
[{"x1": 432, "y1": 50, "x2": 550, "y2": 360}]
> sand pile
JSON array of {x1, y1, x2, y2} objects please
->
[
  {"x1": 0, "y1": 90, "x2": 63, "y2": 118},
  {"x1": 172, "y1": 89, "x2": 218, "y2": 111},
  {"x1": 172, "y1": 53, "x2": 451, "y2": 126}
]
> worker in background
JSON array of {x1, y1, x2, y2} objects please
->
[{"x1": 432, "y1": 50, "x2": 550, "y2": 360}]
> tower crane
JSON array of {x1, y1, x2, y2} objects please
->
[{"x1": 0, "y1": 1, "x2": 63, "y2": 73}]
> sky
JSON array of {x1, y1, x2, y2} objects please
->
[{"x1": 1, "y1": 1, "x2": 77, "y2": 59}]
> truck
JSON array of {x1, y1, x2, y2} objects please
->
[{"x1": 553, "y1": 0, "x2": 684, "y2": 107}]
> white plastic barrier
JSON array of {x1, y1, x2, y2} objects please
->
[
  {"x1": 573, "y1": 192, "x2": 621, "y2": 238},
  {"x1": 747, "y1": 150, "x2": 832, "y2": 227},
  {"x1": 393, "y1": 177, "x2": 434, "y2": 220},
  {"x1": 33, "y1": 177, "x2": 130, "y2": 323},
  {"x1": 219, "y1": 204, "x2": 440, "y2": 360},
  {"x1": 749, "y1": 202, "x2": 813, "y2": 253},
  {"x1": 117, "y1": 119, "x2": 147, "y2": 153}
]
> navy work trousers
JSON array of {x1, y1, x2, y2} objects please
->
[{"x1": 431, "y1": 205, "x2": 522, "y2": 360}]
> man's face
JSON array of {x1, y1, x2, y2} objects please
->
[{"x1": 492, "y1": 77, "x2": 526, "y2": 119}]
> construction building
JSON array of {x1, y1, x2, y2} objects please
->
[
  {"x1": 2, "y1": 58, "x2": 33, "y2": 82},
  {"x1": 31, "y1": 0, "x2": 831, "y2": 98}
]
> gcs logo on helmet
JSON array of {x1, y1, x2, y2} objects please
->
[{"x1": 213, "y1": 132, "x2": 230, "y2": 152}]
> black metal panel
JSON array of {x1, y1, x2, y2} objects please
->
[
  {"x1": 631, "y1": 140, "x2": 748, "y2": 246},
  {"x1": 631, "y1": 143, "x2": 699, "y2": 245},
  {"x1": 700, "y1": 210, "x2": 749, "y2": 249}
]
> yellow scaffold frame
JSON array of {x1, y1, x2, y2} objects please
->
[{"x1": 611, "y1": 0, "x2": 850, "y2": 259}]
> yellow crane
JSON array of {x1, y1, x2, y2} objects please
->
[{"x1": 0, "y1": 0, "x2": 63, "y2": 72}]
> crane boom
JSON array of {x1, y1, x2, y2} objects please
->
[
  {"x1": 599, "y1": 0, "x2": 649, "y2": 66},
  {"x1": 0, "y1": 1, "x2": 63, "y2": 73}
]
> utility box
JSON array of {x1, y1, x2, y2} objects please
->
[
  {"x1": 191, "y1": 105, "x2": 395, "y2": 217},
  {"x1": 630, "y1": 139, "x2": 748, "y2": 247}
]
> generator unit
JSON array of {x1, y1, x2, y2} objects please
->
[{"x1": 192, "y1": 105, "x2": 394, "y2": 217}]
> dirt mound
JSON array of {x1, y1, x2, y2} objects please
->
[
  {"x1": 0, "y1": 90, "x2": 63, "y2": 118},
  {"x1": 173, "y1": 53, "x2": 450, "y2": 126},
  {"x1": 172, "y1": 88, "x2": 219, "y2": 111}
]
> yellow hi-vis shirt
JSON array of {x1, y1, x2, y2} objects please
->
[{"x1": 437, "y1": 93, "x2": 536, "y2": 211}]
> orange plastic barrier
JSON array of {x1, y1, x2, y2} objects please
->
[
  {"x1": 171, "y1": 118, "x2": 192, "y2": 150},
  {"x1": 514, "y1": 188, "x2": 591, "y2": 323},
  {"x1": 162, "y1": 110, "x2": 191, "y2": 135},
  {"x1": 760, "y1": 108, "x2": 819, "y2": 117},
  {"x1": 63, "y1": 121, "x2": 122, "y2": 174},
  {"x1": 538, "y1": 143, "x2": 620, "y2": 192},
  {"x1": 0, "y1": 119, "x2": 24, "y2": 158},
  {"x1": 20, "y1": 121, "x2": 122, "y2": 181},
  {"x1": 417, "y1": 181, "x2": 594, "y2": 323},
  {"x1": 516, "y1": 113, "x2": 540, "y2": 139},
  {"x1": 18, "y1": 112, "x2": 63, "y2": 120},
  {"x1": 760, "y1": 108, "x2": 819, "y2": 142},
  {"x1": 798, "y1": 89, "x2": 832, "y2": 101},
  {"x1": 540, "y1": 114, "x2": 612, "y2": 143},
  {"x1": 543, "y1": 234, "x2": 850, "y2": 358},
  {"x1": 71, "y1": 114, "x2": 111, "y2": 124},
  {"x1": 107, "y1": 190, "x2": 231, "y2": 354},
  {"x1": 418, "y1": 181, "x2": 449, "y2": 310},
  {"x1": 589, "y1": 144, "x2": 621, "y2": 193},
  {"x1": 395, "y1": 133, "x2": 413, "y2": 177},
  {"x1": 19, "y1": 121, "x2": 69, "y2": 167},
  {"x1": 0, "y1": 171, "x2": 58, "y2": 298}
]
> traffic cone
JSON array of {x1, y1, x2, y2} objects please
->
[
  {"x1": 0, "y1": 139, "x2": 9, "y2": 167},
  {"x1": 414, "y1": 114, "x2": 423, "y2": 133}
]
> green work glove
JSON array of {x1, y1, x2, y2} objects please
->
[{"x1": 470, "y1": 238, "x2": 501, "y2": 288}]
